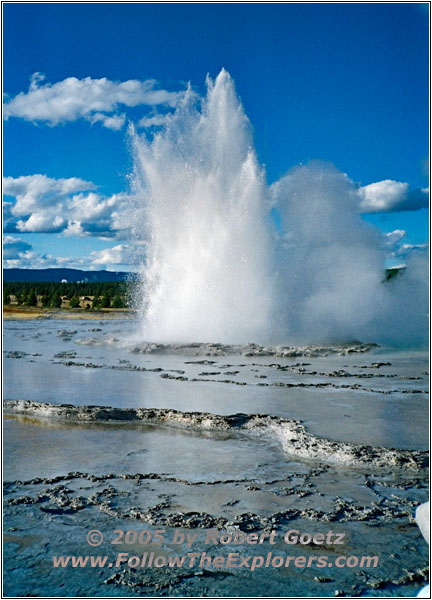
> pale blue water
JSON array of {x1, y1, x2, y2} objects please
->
[
  {"x1": 3, "y1": 319, "x2": 429, "y2": 597},
  {"x1": 3, "y1": 319, "x2": 429, "y2": 449}
]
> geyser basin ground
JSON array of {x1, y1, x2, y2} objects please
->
[{"x1": 3, "y1": 319, "x2": 429, "y2": 597}]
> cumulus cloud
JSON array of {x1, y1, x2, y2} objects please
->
[
  {"x1": 384, "y1": 229, "x2": 407, "y2": 247},
  {"x1": 89, "y1": 244, "x2": 132, "y2": 266},
  {"x1": 3, "y1": 235, "x2": 133, "y2": 271},
  {"x1": 3, "y1": 174, "x2": 132, "y2": 237},
  {"x1": 90, "y1": 112, "x2": 126, "y2": 131},
  {"x1": 396, "y1": 242, "x2": 429, "y2": 258},
  {"x1": 3, "y1": 73, "x2": 185, "y2": 130},
  {"x1": 3, "y1": 235, "x2": 32, "y2": 259},
  {"x1": 383, "y1": 229, "x2": 429, "y2": 267},
  {"x1": 3, "y1": 235, "x2": 60, "y2": 269},
  {"x1": 359, "y1": 179, "x2": 429, "y2": 213},
  {"x1": 137, "y1": 112, "x2": 172, "y2": 128},
  {"x1": 17, "y1": 213, "x2": 65, "y2": 233},
  {"x1": 3, "y1": 174, "x2": 95, "y2": 215}
]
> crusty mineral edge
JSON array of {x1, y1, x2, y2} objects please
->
[{"x1": 4, "y1": 400, "x2": 427, "y2": 471}]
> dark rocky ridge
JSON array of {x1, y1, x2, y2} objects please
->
[{"x1": 120, "y1": 341, "x2": 379, "y2": 357}]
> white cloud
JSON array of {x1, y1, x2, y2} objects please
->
[
  {"x1": 63, "y1": 221, "x2": 85, "y2": 237},
  {"x1": 3, "y1": 235, "x2": 60, "y2": 269},
  {"x1": 3, "y1": 235, "x2": 133, "y2": 271},
  {"x1": 383, "y1": 229, "x2": 427, "y2": 266},
  {"x1": 4, "y1": 73, "x2": 185, "y2": 130},
  {"x1": 3, "y1": 249, "x2": 91, "y2": 270},
  {"x1": 384, "y1": 229, "x2": 406, "y2": 246},
  {"x1": 3, "y1": 174, "x2": 96, "y2": 216},
  {"x1": 3, "y1": 174, "x2": 132, "y2": 237},
  {"x1": 359, "y1": 179, "x2": 429, "y2": 213},
  {"x1": 17, "y1": 213, "x2": 65, "y2": 233},
  {"x1": 137, "y1": 113, "x2": 172, "y2": 128},
  {"x1": 90, "y1": 112, "x2": 126, "y2": 131},
  {"x1": 3, "y1": 235, "x2": 32, "y2": 259},
  {"x1": 89, "y1": 244, "x2": 131, "y2": 266},
  {"x1": 396, "y1": 242, "x2": 429, "y2": 257}
]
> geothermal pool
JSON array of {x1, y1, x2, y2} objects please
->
[{"x1": 3, "y1": 318, "x2": 429, "y2": 597}]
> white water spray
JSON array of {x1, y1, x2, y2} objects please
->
[
  {"x1": 131, "y1": 70, "x2": 274, "y2": 343},
  {"x1": 130, "y1": 69, "x2": 427, "y2": 346}
]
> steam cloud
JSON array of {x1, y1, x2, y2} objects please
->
[
  {"x1": 130, "y1": 70, "x2": 428, "y2": 347},
  {"x1": 271, "y1": 164, "x2": 428, "y2": 345}
]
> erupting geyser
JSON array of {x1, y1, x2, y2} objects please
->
[
  {"x1": 130, "y1": 69, "x2": 427, "y2": 346},
  {"x1": 131, "y1": 70, "x2": 274, "y2": 343}
]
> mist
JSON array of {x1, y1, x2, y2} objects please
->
[
  {"x1": 130, "y1": 70, "x2": 428, "y2": 347},
  {"x1": 271, "y1": 162, "x2": 428, "y2": 346}
]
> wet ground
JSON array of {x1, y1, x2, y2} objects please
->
[{"x1": 3, "y1": 319, "x2": 429, "y2": 597}]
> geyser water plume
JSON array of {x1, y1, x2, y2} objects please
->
[
  {"x1": 130, "y1": 69, "x2": 428, "y2": 346},
  {"x1": 131, "y1": 70, "x2": 274, "y2": 343}
]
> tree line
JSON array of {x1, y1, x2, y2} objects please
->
[{"x1": 3, "y1": 281, "x2": 137, "y2": 310}]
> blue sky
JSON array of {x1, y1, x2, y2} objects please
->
[{"x1": 3, "y1": 3, "x2": 429, "y2": 271}]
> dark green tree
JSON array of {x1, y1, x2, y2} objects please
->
[
  {"x1": 51, "y1": 292, "x2": 62, "y2": 308},
  {"x1": 111, "y1": 294, "x2": 124, "y2": 309},
  {"x1": 26, "y1": 290, "x2": 38, "y2": 306},
  {"x1": 100, "y1": 292, "x2": 111, "y2": 308},
  {"x1": 69, "y1": 294, "x2": 80, "y2": 308},
  {"x1": 91, "y1": 294, "x2": 100, "y2": 310}
]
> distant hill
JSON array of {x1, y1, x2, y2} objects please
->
[
  {"x1": 3, "y1": 268, "x2": 137, "y2": 283},
  {"x1": 4, "y1": 266, "x2": 404, "y2": 284}
]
